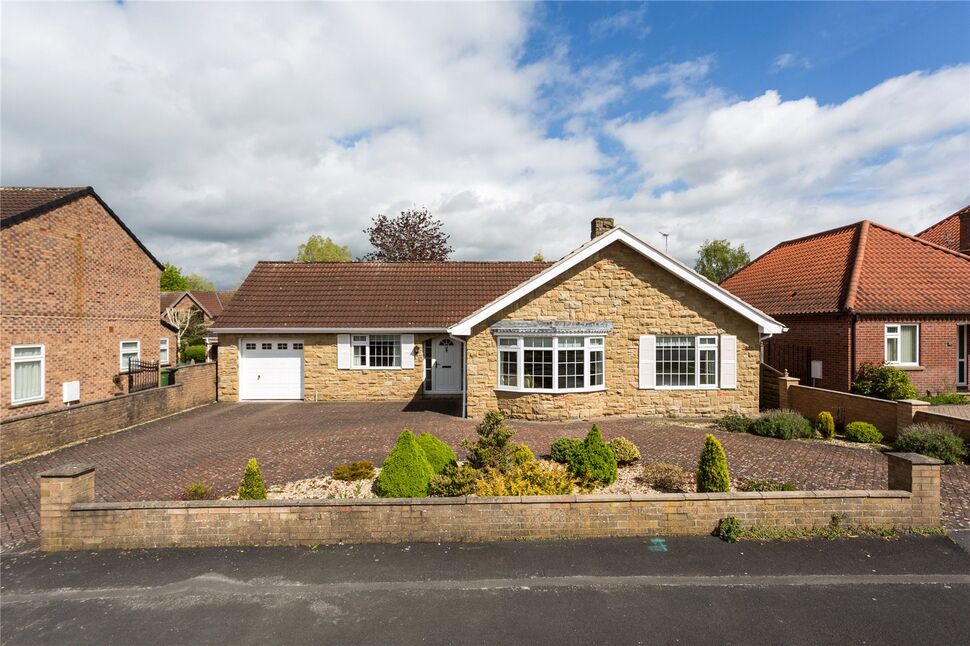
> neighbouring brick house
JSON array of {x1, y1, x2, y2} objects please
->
[
  {"x1": 1, "y1": 187, "x2": 168, "y2": 418},
  {"x1": 721, "y1": 215, "x2": 970, "y2": 394},
  {"x1": 916, "y1": 204, "x2": 970, "y2": 255},
  {"x1": 211, "y1": 219, "x2": 785, "y2": 420},
  {"x1": 160, "y1": 290, "x2": 234, "y2": 360}
]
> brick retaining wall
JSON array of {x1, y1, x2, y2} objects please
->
[
  {"x1": 2, "y1": 363, "x2": 216, "y2": 463},
  {"x1": 39, "y1": 453, "x2": 941, "y2": 552},
  {"x1": 913, "y1": 410, "x2": 970, "y2": 442}
]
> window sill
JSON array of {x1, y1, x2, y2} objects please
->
[
  {"x1": 350, "y1": 366, "x2": 404, "y2": 371},
  {"x1": 495, "y1": 386, "x2": 607, "y2": 395},
  {"x1": 891, "y1": 364, "x2": 924, "y2": 371},
  {"x1": 9, "y1": 398, "x2": 49, "y2": 409},
  {"x1": 654, "y1": 386, "x2": 719, "y2": 391}
]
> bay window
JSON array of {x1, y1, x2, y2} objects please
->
[
  {"x1": 11, "y1": 344, "x2": 45, "y2": 404},
  {"x1": 352, "y1": 334, "x2": 402, "y2": 368},
  {"x1": 656, "y1": 335, "x2": 718, "y2": 388},
  {"x1": 496, "y1": 336, "x2": 605, "y2": 392},
  {"x1": 885, "y1": 324, "x2": 918, "y2": 365}
]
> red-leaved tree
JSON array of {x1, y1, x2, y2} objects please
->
[{"x1": 360, "y1": 208, "x2": 453, "y2": 261}]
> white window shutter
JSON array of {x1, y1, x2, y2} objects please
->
[
  {"x1": 337, "y1": 334, "x2": 351, "y2": 369},
  {"x1": 401, "y1": 334, "x2": 415, "y2": 369},
  {"x1": 638, "y1": 335, "x2": 656, "y2": 389},
  {"x1": 720, "y1": 335, "x2": 737, "y2": 389}
]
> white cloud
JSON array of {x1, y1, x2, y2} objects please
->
[
  {"x1": 772, "y1": 52, "x2": 812, "y2": 72},
  {"x1": 589, "y1": 4, "x2": 651, "y2": 40},
  {"x1": 2, "y1": 4, "x2": 967, "y2": 288}
]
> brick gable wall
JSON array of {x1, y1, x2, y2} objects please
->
[{"x1": 1, "y1": 196, "x2": 162, "y2": 417}]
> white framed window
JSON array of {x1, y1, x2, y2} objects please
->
[
  {"x1": 245, "y1": 342, "x2": 257, "y2": 350},
  {"x1": 496, "y1": 336, "x2": 606, "y2": 393},
  {"x1": 11, "y1": 344, "x2": 45, "y2": 404},
  {"x1": 261, "y1": 342, "x2": 272, "y2": 350},
  {"x1": 656, "y1": 335, "x2": 718, "y2": 389},
  {"x1": 351, "y1": 334, "x2": 402, "y2": 368},
  {"x1": 160, "y1": 338, "x2": 170, "y2": 365},
  {"x1": 293, "y1": 342, "x2": 303, "y2": 350},
  {"x1": 119, "y1": 340, "x2": 140, "y2": 373},
  {"x1": 885, "y1": 324, "x2": 919, "y2": 365}
]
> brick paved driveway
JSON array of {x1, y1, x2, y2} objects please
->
[{"x1": 3, "y1": 402, "x2": 968, "y2": 551}]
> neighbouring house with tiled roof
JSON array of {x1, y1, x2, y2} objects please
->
[
  {"x1": 212, "y1": 218, "x2": 785, "y2": 420},
  {"x1": 161, "y1": 290, "x2": 235, "y2": 360},
  {"x1": 721, "y1": 216, "x2": 970, "y2": 394},
  {"x1": 916, "y1": 205, "x2": 970, "y2": 255},
  {"x1": 1, "y1": 186, "x2": 173, "y2": 418}
]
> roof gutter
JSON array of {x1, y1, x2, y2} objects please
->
[{"x1": 209, "y1": 327, "x2": 450, "y2": 334}]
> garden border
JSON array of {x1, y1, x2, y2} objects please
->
[{"x1": 39, "y1": 453, "x2": 941, "y2": 551}]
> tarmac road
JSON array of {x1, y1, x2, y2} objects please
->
[{"x1": 2, "y1": 535, "x2": 969, "y2": 645}]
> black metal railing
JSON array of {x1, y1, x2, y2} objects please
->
[{"x1": 127, "y1": 359, "x2": 160, "y2": 393}]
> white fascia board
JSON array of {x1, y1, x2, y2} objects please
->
[
  {"x1": 209, "y1": 327, "x2": 449, "y2": 334},
  {"x1": 447, "y1": 227, "x2": 787, "y2": 336}
]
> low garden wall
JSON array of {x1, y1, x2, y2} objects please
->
[
  {"x1": 39, "y1": 453, "x2": 941, "y2": 552},
  {"x1": 2, "y1": 363, "x2": 217, "y2": 463}
]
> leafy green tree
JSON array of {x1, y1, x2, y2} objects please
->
[
  {"x1": 533, "y1": 251, "x2": 545, "y2": 261},
  {"x1": 160, "y1": 263, "x2": 189, "y2": 291},
  {"x1": 294, "y1": 234, "x2": 352, "y2": 262},
  {"x1": 694, "y1": 239, "x2": 751, "y2": 283},
  {"x1": 184, "y1": 274, "x2": 215, "y2": 291}
]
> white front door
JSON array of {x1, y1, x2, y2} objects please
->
[
  {"x1": 958, "y1": 324, "x2": 968, "y2": 388},
  {"x1": 433, "y1": 338, "x2": 461, "y2": 393},
  {"x1": 239, "y1": 339, "x2": 304, "y2": 400}
]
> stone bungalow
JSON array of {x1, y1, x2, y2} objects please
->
[{"x1": 212, "y1": 219, "x2": 785, "y2": 420}]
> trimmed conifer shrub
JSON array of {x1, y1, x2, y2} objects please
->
[
  {"x1": 843, "y1": 421, "x2": 883, "y2": 444},
  {"x1": 607, "y1": 437, "x2": 641, "y2": 465},
  {"x1": 550, "y1": 437, "x2": 583, "y2": 464},
  {"x1": 571, "y1": 425, "x2": 618, "y2": 487},
  {"x1": 375, "y1": 429, "x2": 434, "y2": 497},
  {"x1": 462, "y1": 410, "x2": 516, "y2": 470},
  {"x1": 696, "y1": 434, "x2": 730, "y2": 493},
  {"x1": 415, "y1": 433, "x2": 457, "y2": 474},
  {"x1": 238, "y1": 458, "x2": 267, "y2": 500},
  {"x1": 815, "y1": 411, "x2": 835, "y2": 440}
]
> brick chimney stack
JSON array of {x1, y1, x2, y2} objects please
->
[
  {"x1": 591, "y1": 217, "x2": 615, "y2": 239},
  {"x1": 960, "y1": 210, "x2": 970, "y2": 254}
]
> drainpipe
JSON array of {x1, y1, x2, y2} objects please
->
[{"x1": 850, "y1": 313, "x2": 859, "y2": 388}]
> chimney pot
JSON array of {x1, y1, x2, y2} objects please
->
[{"x1": 591, "y1": 217, "x2": 615, "y2": 239}]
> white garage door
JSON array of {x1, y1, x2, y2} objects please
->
[{"x1": 239, "y1": 339, "x2": 304, "y2": 400}]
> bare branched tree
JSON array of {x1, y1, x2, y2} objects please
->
[{"x1": 164, "y1": 307, "x2": 205, "y2": 355}]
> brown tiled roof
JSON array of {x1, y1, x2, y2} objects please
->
[
  {"x1": 160, "y1": 292, "x2": 183, "y2": 311},
  {"x1": 215, "y1": 261, "x2": 553, "y2": 329},
  {"x1": 721, "y1": 220, "x2": 970, "y2": 315},
  {"x1": 160, "y1": 290, "x2": 230, "y2": 318},
  {"x1": 916, "y1": 205, "x2": 968, "y2": 253},
  {"x1": 1, "y1": 187, "x2": 87, "y2": 222}
]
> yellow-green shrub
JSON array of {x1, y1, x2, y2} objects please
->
[{"x1": 474, "y1": 461, "x2": 574, "y2": 496}]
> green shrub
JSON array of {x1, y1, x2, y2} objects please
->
[
  {"x1": 640, "y1": 463, "x2": 691, "y2": 492},
  {"x1": 428, "y1": 464, "x2": 480, "y2": 497},
  {"x1": 474, "y1": 461, "x2": 574, "y2": 496},
  {"x1": 715, "y1": 413, "x2": 754, "y2": 434},
  {"x1": 749, "y1": 410, "x2": 814, "y2": 440},
  {"x1": 180, "y1": 482, "x2": 214, "y2": 500},
  {"x1": 550, "y1": 437, "x2": 583, "y2": 464},
  {"x1": 181, "y1": 345, "x2": 207, "y2": 364},
  {"x1": 462, "y1": 410, "x2": 516, "y2": 471},
  {"x1": 851, "y1": 363, "x2": 918, "y2": 400},
  {"x1": 893, "y1": 424, "x2": 968, "y2": 464},
  {"x1": 919, "y1": 393, "x2": 970, "y2": 405},
  {"x1": 714, "y1": 516, "x2": 742, "y2": 543},
  {"x1": 815, "y1": 411, "x2": 835, "y2": 440},
  {"x1": 566, "y1": 425, "x2": 618, "y2": 487},
  {"x1": 607, "y1": 437, "x2": 641, "y2": 465},
  {"x1": 509, "y1": 443, "x2": 535, "y2": 466},
  {"x1": 696, "y1": 434, "x2": 730, "y2": 493},
  {"x1": 843, "y1": 421, "x2": 883, "y2": 444},
  {"x1": 415, "y1": 433, "x2": 457, "y2": 474},
  {"x1": 332, "y1": 461, "x2": 375, "y2": 481},
  {"x1": 238, "y1": 458, "x2": 267, "y2": 500},
  {"x1": 375, "y1": 429, "x2": 434, "y2": 497},
  {"x1": 739, "y1": 479, "x2": 797, "y2": 492}
]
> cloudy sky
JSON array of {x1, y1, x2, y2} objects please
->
[{"x1": 3, "y1": 1, "x2": 968, "y2": 288}]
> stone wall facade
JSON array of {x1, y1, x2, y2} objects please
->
[
  {"x1": 465, "y1": 243, "x2": 761, "y2": 419},
  {"x1": 1, "y1": 195, "x2": 164, "y2": 418},
  {"x1": 38, "y1": 453, "x2": 941, "y2": 552},
  {"x1": 2, "y1": 362, "x2": 216, "y2": 463}
]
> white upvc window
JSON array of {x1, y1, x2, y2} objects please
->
[
  {"x1": 885, "y1": 324, "x2": 919, "y2": 366},
  {"x1": 11, "y1": 344, "x2": 45, "y2": 404},
  {"x1": 352, "y1": 334, "x2": 402, "y2": 368},
  {"x1": 120, "y1": 340, "x2": 140, "y2": 373},
  {"x1": 496, "y1": 336, "x2": 606, "y2": 393},
  {"x1": 655, "y1": 335, "x2": 718, "y2": 389},
  {"x1": 160, "y1": 338, "x2": 170, "y2": 366}
]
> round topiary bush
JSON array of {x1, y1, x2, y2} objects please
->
[
  {"x1": 696, "y1": 434, "x2": 730, "y2": 493},
  {"x1": 749, "y1": 410, "x2": 814, "y2": 440},
  {"x1": 415, "y1": 433, "x2": 457, "y2": 474},
  {"x1": 238, "y1": 458, "x2": 267, "y2": 500},
  {"x1": 607, "y1": 437, "x2": 641, "y2": 465},
  {"x1": 843, "y1": 421, "x2": 883, "y2": 444},
  {"x1": 892, "y1": 424, "x2": 968, "y2": 464},
  {"x1": 550, "y1": 437, "x2": 583, "y2": 464},
  {"x1": 815, "y1": 411, "x2": 835, "y2": 440},
  {"x1": 375, "y1": 429, "x2": 434, "y2": 497}
]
